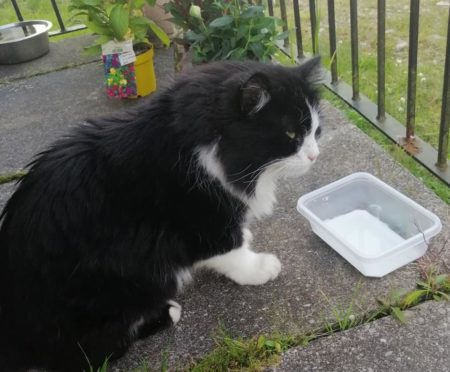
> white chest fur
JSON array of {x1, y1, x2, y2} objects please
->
[{"x1": 197, "y1": 144, "x2": 278, "y2": 220}]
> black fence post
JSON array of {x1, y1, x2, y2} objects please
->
[
  {"x1": 406, "y1": 0, "x2": 420, "y2": 140},
  {"x1": 268, "y1": 0, "x2": 274, "y2": 16},
  {"x1": 437, "y1": 5, "x2": 450, "y2": 169},
  {"x1": 377, "y1": 0, "x2": 386, "y2": 121},
  {"x1": 50, "y1": 0, "x2": 67, "y2": 33},
  {"x1": 293, "y1": 0, "x2": 304, "y2": 59},
  {"x1": 309, "y1": 0, "x2": 318, "y2": 55},
  {"x1": 11, "y1": 0, "x2": 24, "y2": 22},
  {"x1": 328, "y1": 0, "x2": 338, "y2": 84},
  {"x1": 350, "y1": 0, "x2": 359, "y2": 100}
]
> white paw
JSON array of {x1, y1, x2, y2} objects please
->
[
  {"x1": 168, "y1": 300, "x2": 182, "y2": 325},
  {"x1": 228, "y1": 253, "x2": 282, "y2": 286}
]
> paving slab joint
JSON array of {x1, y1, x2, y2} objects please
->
[
  {"x1": 188, "y1": 270, "x2": 450, "y2": 371},
  {"x1": 0, "y1": 60, "x2": 101, "y2": 85}
]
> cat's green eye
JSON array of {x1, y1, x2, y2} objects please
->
[{"x1": 285, "y1": 131, "x2": 296, "y2": 139}]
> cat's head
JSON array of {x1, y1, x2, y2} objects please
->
[{"x1": 195, "y1": 58, "x2": 322, "y2": 218}]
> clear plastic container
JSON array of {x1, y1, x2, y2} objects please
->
[{"x1": 297, "y1": 172, "x2": 442, "y2": 277}]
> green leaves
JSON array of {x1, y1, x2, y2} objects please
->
[
  {"x1": 69, "y1": 0, "x2": 171, "y2": 48},
  {"x1": 256, "y1": 335, "x2": 266, "y2": 349},
  {"x1": 148, "y1": 20, "x2": 171, "y2": 46},
  {"x1": 109, "y1": 4, "x2": 129, "y2": 40},
  {"x1": 263, "y1": 339, "x2": 282, "y2": 353},
  {"x1": 185, "y1": 30, "x2": 206, "y2": 43},
  {"x1": 131, "y1": 0, "x2": 146, "y2": 9},
  {"x1": 182, "y1": 1, "x2": 285, "y2": 64},
  {"x1": 390, "y1": 306, "x2": 406, "y2": 324},
  {"x1": 274, "y1": 31, "x2": 289, "y2": 40},
  {"x1": 129, "y1": 16, "x2": 151, "y2": 26},
  {"x1": 240, "y1": 6, "x2": 264, "y2": 18},
  {"x1": 249, "y1": 43, "x2": 264, "y2": 59},
  {"x1": 127, "y1": 16, "x2": 169, "y2": 46},
  {"x1": 85, "y1": 20, "x2": 111, "y2": 36},
  {"x1": 209, "y1": 16, "x2": 233, "y2": 28}
]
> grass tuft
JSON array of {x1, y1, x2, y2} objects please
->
[
  {"x1": 0, "y1": 171, "x2": 27, "y2": 185},
  {"x1": 188, "y1": 264, "x2": 450, "y2": 371},
  {"x1": 318, "y1": 282, "x2": 367, "y2": 334},
  {"x1": 189, "y1": 333, "x2": 311, "y2": 371}
]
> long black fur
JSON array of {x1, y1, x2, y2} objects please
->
[{"x1": 0, "y1": 59, "x2": 320, "y2": 371}]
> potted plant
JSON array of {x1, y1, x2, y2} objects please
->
[
  {"x1": 69, "y1": 0, "x2": 171, "y2": 98},
  {"x1": 164, "y1": 0, "x2": 287, "y2": 71}
]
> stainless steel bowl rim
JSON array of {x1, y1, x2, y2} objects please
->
[{"x1": 0, "y1": 20, "x2": 53, "y2": 45}]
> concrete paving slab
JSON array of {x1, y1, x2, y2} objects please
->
[
  {"x1": 111, "y1": 104, "x2": 450, "y2": 371},
  {"x1": 273, "y1": 299, "x2": 450, "y2": 372},
  {"x1": 0, "y1": 36, "x2": 98, "y2": 83},
  {"x1": 0, "y1": 47, "x2": 174, "y2": 175}
]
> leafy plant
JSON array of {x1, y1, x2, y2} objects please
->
[
  {"x1": 318, "y1": 283, "x2": 365, "y2": 333},
  {"x1": 376, "y1": 264, "x2": 450, "y2": 326},
  {"x1": 69, "y1": 0, "x2": 170, "y2": 54},
  {"x1": 189, "y1": 329, "x2": 304, "y2": 371},
  {"x1": 166, "y1": 0, "x2": 287, "y2": 63},
  {"x1": 375, "y1": 288, "x2": 410, "y2": 324},
  {"x1": 163, "y1": 0, "x2": 221, "y2": 36}
]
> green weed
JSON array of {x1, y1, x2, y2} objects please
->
[
  {"x1": 189, "y1": 263, "x2": 449, "y2": 371},
  {"x1": 92, "y1": 358, "x2": 109, "y2": 372},
  {"x1": 0, "y1": 171, "x2": 27, "y2": 185},
  {"x1": 188, "y1": 326, "x2": 312, "y2": 371},
  {"x1": 319, "y1": 284, "x2": 363, "y2": 333}
]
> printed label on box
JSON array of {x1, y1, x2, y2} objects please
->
[
  {"x1": 101, "y1": 40, "x2": 134, "y2": 56},
  {"x1": 118, "y1": 50, "x2": 136, "y2": 66}
]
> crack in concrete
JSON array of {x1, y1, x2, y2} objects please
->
[{"x1": 0, "y1": 60, "x2": 101, "y2": 85}]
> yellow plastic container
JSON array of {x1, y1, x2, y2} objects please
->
[{"x1": 134, "y1": 45, "x2": 156, "y2": 97}]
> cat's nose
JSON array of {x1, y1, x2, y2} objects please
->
[{"x1": 308, "y1": 154, "x2": 317, "y2": 161}]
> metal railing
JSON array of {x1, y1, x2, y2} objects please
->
[
  {"x1": 269, "y1": 0, "x2": 450, "y2": 186},
  {"x1": 9, "y1": 0, "x2": 86, "y2": 36},
  {"x1": 7, "y1": 0, "x2": 450, "y2": 185}
]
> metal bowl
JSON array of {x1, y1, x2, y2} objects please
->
[{"x1": 0, "y1": 20, "x2": 53, "y2": 65}]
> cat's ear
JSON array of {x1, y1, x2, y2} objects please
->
[
  {"x1": 240, "y1": 73, "x2": 271, "y2": 116},
  {"x1": 296, "y1": 56, "x2": 322, "y2": 84}
]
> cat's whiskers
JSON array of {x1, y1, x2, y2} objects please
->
[
  {"x1": 242, "y1": 160, "x2": 287, "y2": 198},
  {"x1": 243, "y1": 159, "x2": 284, "y2": 185},
  {"x1": 228, "y1": 164, "x2": 252, "y2": 178},
  {"x1": 229, "y1": 158, "x2": 282, "y2": 185}
]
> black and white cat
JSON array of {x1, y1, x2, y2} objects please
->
[{"x1": 0, "y1": 58, "x2": 321, "y2": 371}]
